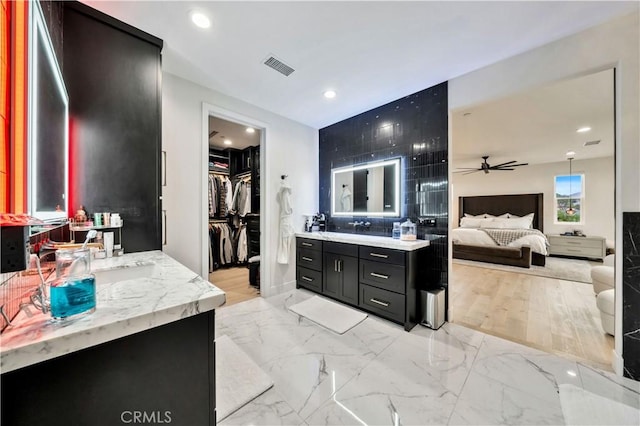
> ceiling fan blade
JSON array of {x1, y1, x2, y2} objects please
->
[
  {"x1": 490, "y1": 168, "x2": 515, "y2": 171},
  {"x1": 462, "y1": 170, "x2": 482, "y2": 175},
  {"x1": 490, "y1": 160, "x2": 517, "y2": 168},
  {"x1": 509, "y1": 163, "x2": 529, "y2": 167},
  {"x1": 455, "y1": 167, "x2": 482, "y2": 170}
]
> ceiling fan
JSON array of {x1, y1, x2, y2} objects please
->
[{"x1": 455, "y1": 156, "x2": 529, "y2": 174}]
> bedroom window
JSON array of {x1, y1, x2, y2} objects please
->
[{"x1": 554, "y1": 174, "x2": 584, "y2": 224}]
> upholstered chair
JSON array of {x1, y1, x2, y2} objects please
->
[{"x1": 591, "y1": 254, "x2": 615, "y2": 294}]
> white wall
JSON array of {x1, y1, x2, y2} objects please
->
[
  {"x1": 162, "y1": 72, "x2": 318, "y2": 296},
  {"x1": 448, "y1": 11, "x2": 639, "y2": 374},
  {"x1": 452, "y1": 157, "x2": 615, "y2": 242}
]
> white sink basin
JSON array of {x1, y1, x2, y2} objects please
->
[{"x1": 92, "y1": 262, "x2": 156, "y2": 284}]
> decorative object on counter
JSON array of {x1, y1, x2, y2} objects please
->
[
  {"x1": 276, "y1": 175, "x2": 294, "y2": 264},
  {"x1": 303, "y1": 214, "x2": 315, "y2": 232},
  {"x1": 51, "y1": 248, "x2": 96, "y2": 319},
  {"x1": 110, "y1": 213, "x2": 122, "y2": 227},
  {"x1": 104, "y1": 232, "x2": 114, "y2": 257},
  {"x1": 392, "y1": 222, "x2": 401, "y2": 239},
  {"x1": 94, "y1": 212, "x2": 103, "y2": 226},
  {"x1": 74, "y1": 205, "x2": 88, "y2": 223},
  {"x1": 400, "y1": 219, "x2": 417, "y2": 241}
]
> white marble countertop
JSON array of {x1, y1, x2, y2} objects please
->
[
  {"x1": 296, "y1": 232, "x2": 436, "y2": 250},
  {"x1": 0, "y1": 250, "x2": 226, "y2": 373}
]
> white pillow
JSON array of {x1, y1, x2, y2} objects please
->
[
  {"x1": 480, "y1": 217, "x2": 532, "y2": 229},
  {"x1": 460, "y1": 217, "x2": 494, "y2": 228},
  {"x1": 463, "y1": 213, "x2": 495, "y2": 218}
]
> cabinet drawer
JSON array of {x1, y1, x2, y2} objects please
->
[
  {"x1": 324, "y1": 241, "x2": 358, "y2": 257},
  {"x1": 297, "y1": 267, "x2": 322, "y2": 293},
  {"x1": 360, "y1": 260, "x2": 405, "y2": 294},
  {"x1": 359, "y1": 284, "x2": 405, "y2": 324},
  {"x1": 297, "y1": 248, "x2": 322, "y2": 271},
  {"x1": 359, "y1": 246, "x2": 404, "y2": 265},
  {"x1": 297, "y1": 238, "x2": 322, "y2": 251},
  {"x1": 549, "y1": 246, "x2": 604, "y2": 258},
  {"x1": 549, "y1": 236, "x2": 604, "y2": 249}
]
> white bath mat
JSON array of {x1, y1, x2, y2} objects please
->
[
  {"x1": 559, "y1": 384, "x2": 640, "y2": 425},
  {"x1": 289, "y1": 295, "x2": 368, "y2": 334},
  {"x1": 216, "y1": 334, "x2": 273, "y2": 421}
]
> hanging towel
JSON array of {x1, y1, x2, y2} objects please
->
[{"x1": 276, "y1": 179, "x2": 294, "y2": 264}]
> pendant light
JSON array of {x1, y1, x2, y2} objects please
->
[{"x1": 566, "y1": 156, "x2": 576, "y2": 216}]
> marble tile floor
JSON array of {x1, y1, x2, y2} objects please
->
[{"x1": 216, "y1": 289, "x2": 640, "y2": 425}]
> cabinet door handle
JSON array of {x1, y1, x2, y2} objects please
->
[
  {"x1": 302, "y1": 256, "x2": 313, "y2": 262},
  {"x1": 338, "y1": 259, "x2": 343, "y2": 273},
  {"x1": 162, "y1": 210, "x2": 167, "y2": 245},
  {"x1": 370, "y1": 272, "x2": 389, "y2": 279},
  {"x1": 302, "y1": 242, "x2": 313, "y2": 247},
  {"x1": 370, "y1": 298, "x2": 389, "y2": 307},
  {"x1": 369, "y1": 252, "x2": 388, "y2": 259},
  {"x1": 162, "y1": 150, "x2": 167, "y2": 186},
  {"x1": 334, "y1": 259, "x2": 338, "y2": 272},
  {"x1": 301, "y1": 276, "x2": 313, "y2": 282}
]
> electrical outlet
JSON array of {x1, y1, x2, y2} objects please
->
[{"x1": 418, "y1": 217, "x2": 437, "y2": 227}]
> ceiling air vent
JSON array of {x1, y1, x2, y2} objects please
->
[
  {"x1": 209, "y1": 130, "x2": 219, "y2": 139},
  {"x1": 584, "y1": 140, "x2": 601, "y2": 146},
  {"x1": 263, "y1": 55, "x2": 295, "y2": 76}
]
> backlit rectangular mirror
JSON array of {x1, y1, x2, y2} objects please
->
[
  {"x1": 28, "y1": 1, "x2": 68, "y2": 222},
  {"x1": 331, "y1": 158, "x2": 400, "y2": 217}
]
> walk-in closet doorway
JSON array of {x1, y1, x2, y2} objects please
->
[{"x1": 201, "y1": 104, "x2": 266, "y2": 305}]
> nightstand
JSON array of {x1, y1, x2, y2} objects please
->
[{"x1": 547, "y1": 234, "x2": 606, "y2": 261}]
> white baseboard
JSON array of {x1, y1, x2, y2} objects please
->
[
  {"x1": 261, "y1": 279, "x2": 297, "y2": 298},
  {"x1": 613, "y1": 348, "x2": 624, "y2": 376}
]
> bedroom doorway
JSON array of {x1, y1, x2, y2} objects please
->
[{"x1": 449, "y1": 68, "x2": 616, "y2": 371}]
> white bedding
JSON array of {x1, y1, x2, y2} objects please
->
[{"x1": 452, "y1": 228, "x2": 548, "y2": 255}]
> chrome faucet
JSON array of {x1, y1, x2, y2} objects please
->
[{"x1": 348, "y1": 221, "x2": 371, "y2": 228}]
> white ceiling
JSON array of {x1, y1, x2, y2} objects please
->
[
  {"x1": 451, "y1": 68, "x2": 615, "y2": 169},
  {"x1": 83, "y1": 1, "x2": 637, "y2": 130}
]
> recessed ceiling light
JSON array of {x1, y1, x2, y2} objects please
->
[
  {"x1": 245, "y1": 127, "x2": 255, "y2": 134},
  {"x1": 576, "y1": 126, "x2": 591, "y2": 133},
  {"x1": 190, "y1": 11, "x2": 211, "y2": 29},
  {"x1": 223, "y1": 139, "x2": 232, "y2": 146},
  {"x1": 566, "y1": 151, "x2": 576, "y2": 157},
  {"x1": 323, "y1": 90, "x2": 336, "y2": 99}
]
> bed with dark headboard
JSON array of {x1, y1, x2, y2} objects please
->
[{"x1": 453, "y1": 193, "x2": 546, "y2": 267}]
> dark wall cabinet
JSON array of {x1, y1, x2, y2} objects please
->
[
  {"x1": 296, "y1": 237, "x2": 430, "y2": 331},
  {"x1": 63, "y1": 2, "x2": 163, "y2": 253}
]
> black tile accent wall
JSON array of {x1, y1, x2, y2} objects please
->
[
  {"x1": 623, "y1": 212, "x2": 640, "y2": 380},
  {"x1": 319, "y1": 81, "x2": 448, "y2": 290}
]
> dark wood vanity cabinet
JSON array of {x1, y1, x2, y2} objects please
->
[
  {"x1": 296, "y1": 238, "x2": 323, "y2": 293},
  {"x1": 296, "y1": 237, "x2": 429, "y2": 331},
  {"x1": 323, "y1": 242, "x2": 358, "y2": 305}
]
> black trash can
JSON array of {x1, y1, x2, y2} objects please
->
[{"x1": 248, "y1": 255, "x2": 260, "y2": 288}]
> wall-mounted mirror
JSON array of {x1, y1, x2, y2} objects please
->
[
  {"x1": 28, "y1": 1, "x2": 68, "y2": 222},
  {"x1": 331, "y1": 158, "x2": 400, "y2": 217}
]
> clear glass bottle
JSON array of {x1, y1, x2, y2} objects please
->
[
  {"x1": 392, "y1": 222, "x2": 401, "y2": 239},
  {"x1": 400, "y1": 219, "x2": 417, "y2": 241},
  {"x1": 50, "y1": 248, "x2": 96, "y2": 319}
]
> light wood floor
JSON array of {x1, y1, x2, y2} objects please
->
[
  {"x1": 450, "y1": 263, "x2": 614, "y2": 370},
  {"x1": 209, "y1": 266, "x2": 259, "y2": 307}
]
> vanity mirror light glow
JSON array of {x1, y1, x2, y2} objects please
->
[
  {"x1": 331, "y1": 158, "x2": 400, "y2": 217},
  {"x1": 28, "y1": 1, "x2": 69, "y2": 222}
]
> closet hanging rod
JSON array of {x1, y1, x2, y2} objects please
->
[
  {"x1": 209, "y1": 153, "x2": 229, "y2": 160},
  {"x1": 209, "y1": 170, "x2": 229, "y2": 176},
  {"x1": 234, "y1": 170, "x2": 252, "y2": 178},
  {"x1": 209, "y1": 218, "x2": 228, "y2": 223}
]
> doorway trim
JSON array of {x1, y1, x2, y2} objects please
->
[{"x1": 201, "y1": 102, "x2": 268, "y2": 295}]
